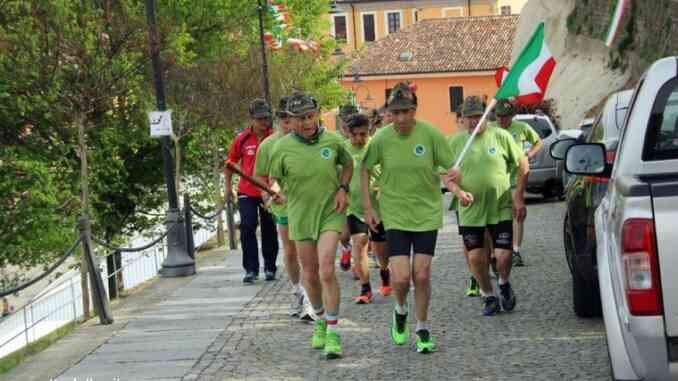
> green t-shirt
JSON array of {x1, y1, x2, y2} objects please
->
[
  {"x1": 345, "y1": 140, "x2": 380, "y2": 221},
  {"x1": 269, "y1": 129, "x2": 351, "y2": 241},
  {"x1": 363, "y1": 120, "x2": 455, "y2": 232},
  {"x1": 448, "y1": 126, "x2": 524, "y2": 227},
  {"x1": 254, "y1": 130, "x2": 287, "y2": 217},
  {"x1": 445, "y1": 132, "x2": 465, "y2": 212},
  {"x1": 493, "y1": 120, "x2": 540, "y2": 187}
]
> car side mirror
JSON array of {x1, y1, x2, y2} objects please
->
[
  {"x1": 550, "y1": 138, "x2": 576, "y2": 160},
  {"x1": 565, "y1": 143, "x2": 608, "y2": 176}
]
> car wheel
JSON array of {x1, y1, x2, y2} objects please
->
[{"x1": 572, "y1": 271, "x2": 602, "y2": 318}]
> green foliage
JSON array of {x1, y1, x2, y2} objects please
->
[
  {"x1": 0, "y1": 0, "x2": 346, "y2": 284},
  {"x1": 0, "y1": 148, "x2": 77, "y2": 269}
]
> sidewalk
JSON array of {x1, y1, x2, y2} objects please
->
[{"x1": 4, "y1": 247, "x2": 261, "y2": 381}]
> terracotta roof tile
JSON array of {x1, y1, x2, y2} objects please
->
[{"x1": 345, "y1": 15, "x2": 518, "y2": 77}]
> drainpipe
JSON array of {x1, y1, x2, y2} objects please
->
[
  {"x1": 351, "y1": 3, "x2": 358, "y2": 51},
  {"x1": 467, "y1": 0, "x2": 471, "y2": 17}
]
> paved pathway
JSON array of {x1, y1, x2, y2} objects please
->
[
  {"x1": 7, "y1": 197, "x2": 611, "y2": 380},
  {"x1": 184, "y1": 198, "x2": 611, "y2": 380}
]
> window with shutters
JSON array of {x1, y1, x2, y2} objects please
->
[
  {"x1": 332, "y1": 14, "x2": 348, "y2": 43},
  {"x1": 386, "y1": 11, "x2": 401, "y2": 34},
  {"x1": 449, "y1": 87, "x2": 464, "y2": 113},
  {"x1": 362, "y1": 13, "x2": 376, "y2": 42}
]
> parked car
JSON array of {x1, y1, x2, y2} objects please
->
[
  {"x1": 564, "y1": 56, "x2": 678, "y2": 381},
  {"x1": 550, "y1": 89, "x2": 632, "y2": 318},
  {"x1": 513, "y1": 114, "x2": 565, "y2": 199}
]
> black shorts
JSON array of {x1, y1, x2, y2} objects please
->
[
  {"x1": 347, "y1": 215, "x2": 386, "y2": 242},
  {"x1": 386, "y1": 230, "x2": 437, "y2": 257},
  {"x1": 347, "y1": 214, "x2": 368, "y2": 235},
  {"x1": 459, "y1": 220, "x2": 512, "y2": 251}
]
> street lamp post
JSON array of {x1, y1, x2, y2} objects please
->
[
  {"x1": 144, "y1": 0, "x2": 195, "y2": 277},
  {"x1": 257, "y1": 0, "x2": 272, "y2": 105}
]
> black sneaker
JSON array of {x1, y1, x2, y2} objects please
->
[
  {"x1": 265, "y1": 270, "x2": 276, "y2": 281},
  {"x1": 499, "y1": 282, "x2": 517, "y2": 312},
  {"x1": 243, "y1": 272, "x2": 256, "y2": 284},
  {"x1": 483, "y1": 295, "x2": 500, "y2": 316},
  {"x1": 513, "y1": 251, "x2": 525, "y2": 267}
]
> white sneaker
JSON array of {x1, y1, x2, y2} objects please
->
[{"x1": 298, "y1": 287, "x2": 316, "y2": 322}]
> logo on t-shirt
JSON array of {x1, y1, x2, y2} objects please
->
[
  {"x1": 488, "y1": 146, "x2": 497, "y2": 156},
  {"x1": 414, "y1": 144, "x2": 426, "y2": 156},
  {"x1": 320, "y1": 147, "x2": 332, "y2": 159}
]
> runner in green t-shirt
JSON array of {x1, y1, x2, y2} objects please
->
[
  {"x1": 269, "y1": 92, "x2": 352, "y2": 360},
  {"x1": 344, "y1": 113, "x2": 391, "y2": 305},
  {"x1": 254, "y1": 95, "x2": 312, "y2": 321},
  {"x1": 337, "y1": 104, "x2": 358, "y2": 275},
  {"x1": 492, "y1": 100, "x2": 544, "y2": 267},
  {"x1": 446, "y1": 96, "x2": 529, "y2": 317},
  {"x1": 362, "y1": 83, "x2": 455, "y2": 354}
]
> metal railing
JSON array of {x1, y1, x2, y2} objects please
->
[{"x1": 0, "y1": 195, "x2": 233, "y2": 359}]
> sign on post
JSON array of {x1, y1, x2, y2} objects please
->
[{"x1": 148, "y1": 111, "x2": 173, "y2": 138}]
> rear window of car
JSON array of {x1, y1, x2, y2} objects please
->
[
  {"x1": 643, "y1": 77, "x2": 678, "y2": 161},
  {"x1": 520, "y1": 118, "x2": 552, "y2": 139}
]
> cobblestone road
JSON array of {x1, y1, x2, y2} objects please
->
[{"x1": 185, "y1": 198, "x2": 611, "y2": 381}]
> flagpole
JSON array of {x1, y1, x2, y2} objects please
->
[
  {"x1": 257, "y1": 0, "x2": 272, "y2": 106},
  {"x1": 453, "y1": 98, "x2": 498, "y2": 169}
]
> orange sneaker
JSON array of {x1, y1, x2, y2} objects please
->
[
  {"x1": 355, "y1": 290, "x2": 373, "y2": 304},
  {"x1": 379, "y1": 285, "x2": 392, "y2": 297},
  {"x1": 339, "y1": 248, "x2": 351, "y2": 271}
]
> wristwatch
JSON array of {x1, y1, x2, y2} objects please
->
[{"x1": 338, "y1": 183, "x2": 350, "y2": 193}]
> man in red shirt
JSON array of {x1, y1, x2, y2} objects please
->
[{"x1": 225, "y1": 99, "x2": 278, "y2": 284}]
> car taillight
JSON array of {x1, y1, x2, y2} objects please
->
[{"x1": 621, "y1": 219, "x2": 663, "y2": 316}]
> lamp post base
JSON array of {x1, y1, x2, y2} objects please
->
[{"x1": 160, "y1": 209, "x2": 196, "y2": 277}]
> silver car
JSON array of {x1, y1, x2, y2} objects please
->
[
  {"x1": 564, "y1": 56, "x2": 678, "y2": 380},
  {"x1": 514, "y1": 114, "x2": 566, "y2": 199}
]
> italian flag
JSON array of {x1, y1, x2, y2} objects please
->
[
  {"x1": 495, "y1": 22, "x2": 556, "y2": 105},
  {"x1": 605, "y1": 0, "x2": 629, "y2": 47}
]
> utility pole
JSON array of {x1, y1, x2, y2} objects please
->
[
  {"x1": 257, "y1": 0, "x2": 272, "y2": 105},
  {"x1": 144, "y1": 0, "x2": 195, "y2": 277}
]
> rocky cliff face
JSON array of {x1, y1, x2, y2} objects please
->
[
  {"x1": 512, "y1": 0, "x2": 628, "y2": 130},
  {"x1": 513, "y1": 0, "x2": 678, "y2": 130}
]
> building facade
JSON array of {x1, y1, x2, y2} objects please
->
[
  {"x1": 328, "y1": 0, "x2": 526, "y2": 53},
  {"x1": 326, "y1": 15, "x2": 518, "y2": 135}
]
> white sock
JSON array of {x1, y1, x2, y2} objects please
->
[
  {"x1": 326, "y1": 314, "x2": 338, "y2": 333},
  {"x1": 394, "y1": 302, "x2": 408, "y2": 315},
  {"x1": 292, "y1": 283, "x2": 301, "y2": 294},
  {"x1": 498, "y1": 277, "x2": 508, "y2": 286},
  {"x1": 415, "y1": 320, "x2": 430, "y2": 333},
  {"x1": 513, "y1": 246, "x2": 520, "y2": 253},
  {"x1": 480, "y1": 288, "x2": 495, "y2": 297}
]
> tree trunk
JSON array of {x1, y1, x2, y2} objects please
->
[{"x1": 78, "y1": 114, "x2": 91, "y2": 319}]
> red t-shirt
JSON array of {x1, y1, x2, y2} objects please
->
[{"x1": 227, "y1": 127, "x2": 270, "y2": 198}]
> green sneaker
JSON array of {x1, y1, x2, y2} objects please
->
[
  {"x1": 311, "y1": 319, "x2": 327, "y2": 349},
  {"x1": 415, "y1": 330, "x2": 436, "y2": 353},
  {"x1": 324, "y1": 330, "x2": 342, "y2": 359},
  {"x1": 390, "y1": 310, "x2": 409, "y2": 346},
  {"x1": 466, "y1": 276, "x2": 480, "y2": 297}
]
